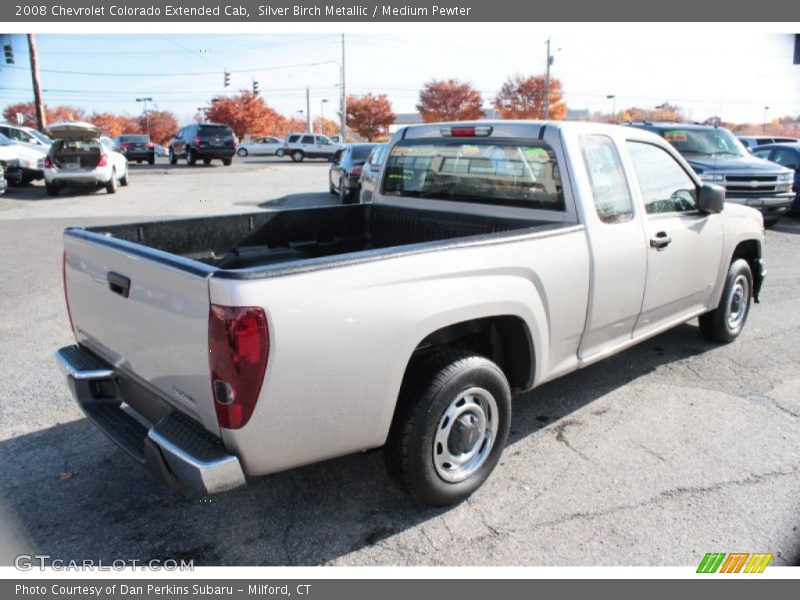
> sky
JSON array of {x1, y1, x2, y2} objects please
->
[{"x1": 0, "y1": 31, "x2": 798, "y2": 127}]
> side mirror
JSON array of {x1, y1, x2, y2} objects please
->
[{"x1": 697, "y1": 183, "x2": 725, "y2": 213}]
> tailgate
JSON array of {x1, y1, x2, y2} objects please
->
[{"x1": 63, "y1": 232, "x2": 218, "y2": 434}]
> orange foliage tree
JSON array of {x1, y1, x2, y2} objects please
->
[
  {"x1": 621, "y1": 103, "x2": 684, "y2": 123},
  {"x1": 2, "y1": 102, "x2": 85, "y2": 129},
  {"x1": 203, "y1": 91, "x2": 285, "y2": 139},
  {"x1": 417, "y1": 79, "x2": 483, "y2": 122},
  {"x1": 345, "y1": 93, "x2": 395, "y2": 141},
  {"x1": 138, "y1": 109, "x2": 179, "y2": 145},
  {"x1": 312, "y1": 116, "x2": 340, "y2": 138},
  {"x1": 493, "y1": 75, "x2": 567, "y2": 120}
]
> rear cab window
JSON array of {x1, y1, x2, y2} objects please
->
[{"x1": 381, "y1": 138, "x2": 564, "y2": 211}]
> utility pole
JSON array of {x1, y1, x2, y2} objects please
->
[
  {"x1": 606, "y1": 94, "x2": 616, "y2": 124},
  {"x1": 136, "y1": 97, "x2": 153, "y2": 138},
  {"x1": 543, "y1": 37, "x2": 553, "y2": 120},
  {"x1": 306, "y1": 86, "x2": 311, "y2": 132},
  {"x1": 27, "y1": 34, "x2": 46, "y2": 131},
  {"x1": 762, "y1": 106, "x2": 770, "y2": 133},
  {"x1": 340, "y1": 34, "x2": 347, "y2": 141}
]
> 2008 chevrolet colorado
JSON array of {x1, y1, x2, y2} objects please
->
[{"x1": 56, "y1": 121, "x2": 766, "y2": 506}]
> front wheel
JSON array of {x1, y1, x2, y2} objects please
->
[
  {"x1": 385, "y1": 350, "x2": 511, "y2": 506},
  {"x1": 699, "y1": 258, "x2": 753, "y2": 343},
  {"x1": 169, "y1": 149, "x2": 177, "y2": 165},
  {"x1": 237, "y1": 148, "x2": 248, "y2": 157}
]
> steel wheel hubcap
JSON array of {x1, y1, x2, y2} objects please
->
[
  {"x1": 433, "y1": 387, "x2": 498, "y2": 483},
  {"x1": 727, "y1": 274, "x2": 749, "y2": 330}
]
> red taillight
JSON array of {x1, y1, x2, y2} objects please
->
[
  {"x1": 62, "y1": 251, "x2": 74, "y2": 332},
  {"x1": 44, "y1": 156, "x2": 53, "y2": 169},
  {"x1": 146, "y1": 142, "x2": 154, "y2": 149},
  {"x1": 97, "y1": 154, "x2": 108, "y2": 167},
  {"x1": 194, "y1": 136, "x2": 202, "y2": 147},
  {"x1": 351, "y1": 165, "x2": 363, "y2": 176},
  {"x1": 209, "y1": 305, "x2": 269, "y2": 430},
  {"x1": 122, "y1": 143, "x2": 130, "y2": 149}
]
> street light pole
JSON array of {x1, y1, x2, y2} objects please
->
[
  {"x1": 606, "y1": 94, "x2": 616, "y2": 124},
  {"x1": 136, "y1": 97, "x2": 153, "y2": 138},
  {"x1": 763, "y1": 106, "x2": 770, "y2": 134},
  {"x1": 543, "y1": 37, "x2": 553, "y2": 119},
  {"x1": 341, "y1": 34, "x2": 347, "y2": 141}
]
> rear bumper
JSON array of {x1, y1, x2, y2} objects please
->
[
  {"x1": 55, "y1": 345, "x2": 245, "y2": 495},
  {"x1": 196, "y1": 148, "x2": 235, "y2": 159},
  {"x1": 123, "y1": 150, "x2": 155, "y2": 160},
  {"x1": 45, "y1": 167, "x2": 112, "y2": 187}
]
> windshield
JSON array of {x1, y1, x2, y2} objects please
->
[
  {"x1": 26, "y1": 129, "x2": 52, "y2": 144},
  {"x1": 382, "y1": 139, "x2": 564, "y2": 210},
  {"x1": 199, "y1": 125, "x2": 232, "y2": 137},
  {"x1": 662, "y1": 128, "x2": 745, "y2": 157}
]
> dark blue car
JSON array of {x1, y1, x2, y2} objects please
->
[{"x1": 752, "y1": 142, "x2": 800, "y2": 214}]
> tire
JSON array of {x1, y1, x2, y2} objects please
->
[
  {"x1": 148, "y1": 156, "x2": 155, "y2": 165},
  {"x1": 339, "y1": 177, "x2": 349, "y2": 204},
  {"x1": 136, "y1": 160, "x2": 142, "y2": 164},
  {"x1": 385, "y1": 349, "x2": 512, "y2": 506},
  {"x1": 169, "y1": 149, "x2": 177, "y2": 165},
  {"x1": 290, "y1": 150, "x2": 304, "y2": 163},
  {"x1": 45, "y1": 183, "x2": 60, "y2": 196},
  {"x1": 237, "y1": 148, "x2": 248, "y2": 157},
  {"x1": 329, "y1": 179, "x2": 337, "y2": 195},
  {"x1": 203, "y1": 158, "x2": 211, "y2": 166},
  {"x1": 105, "y1": 169, "x2": 118, "y2": 194},
  {"x1": 187, "y1": 150, "x2": 197, "y2": 166},
  {"x1": 699, "y1": 258, "x2": 753, "y2": 343},
  {"x1": 120, "y1": 168, "x2": 129, "y2": 187},
  {"x1": 276, "y1": 149, "x2": 284, "y2": 157},
  {"x1": 222, "y1": 158, "x2": 232, "y2": 166}
]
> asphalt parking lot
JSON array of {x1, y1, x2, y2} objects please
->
[{"x1": 0, "y1": 157, "x2": 798, "y2": 567}]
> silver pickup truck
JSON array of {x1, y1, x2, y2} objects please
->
[{"x1": 56, "y1": 121, "x2": 766, "y2": 506}]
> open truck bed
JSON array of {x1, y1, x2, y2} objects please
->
[{"x1": 68, "y1": 203, "x2": 565, "y2": 278}]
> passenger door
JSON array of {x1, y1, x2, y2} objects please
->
[
  {"x1": 626, "y1": 141, "x2": 724, "y2": 337},
  {"x1": 315, "y1": 136, "x2": 333, "y2": 158},
  {"x1": 577, "y1": 135, "x2": 648, "y2": 360}
]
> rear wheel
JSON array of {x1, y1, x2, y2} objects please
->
[
  {"x1": 106, "y1": 169, "x2": 118, "y2": 194},
  {"x1": 187, "y1": 149, "x2": 197, "y2": 166},
  {"x1": 290, "y1": 150, "x2": 304, "y2": 163},
  {"x1": 169, "y1": 149, "x2": 177, "y2": 165},
  {"x1": 222, "y1": 158, "x2": 232, "y2": 166},
  {"x1": 203, "y1": 158, "x2": 211, "y2": 166},
  {"x1": 148, "y1": 156, "x2": 155, "y2": 165},
  {"x1": 237, "y1": 148, "x2": 248, "y2": 157},
  {"x1": 385, "y1": 350, "x2": 511, "y2": 506},
  {"x1": 45, "y1": 182, "x2": 60, "y2": 196},
  {"x1": 699, "y1": 258, "x2": 753, "y2": 343},
  {"x1": 339, "y1": 177, "x2": 349, "y2": 203},
  {"x1": 119, "y1": 168, "x2": 129, "y2": 186}
]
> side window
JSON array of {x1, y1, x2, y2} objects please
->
[
  {"x1": 316, "y1": 136, "x2": 330, "y2": 145},
  {"x1": 753, "y1": 148, "x2": 772, "y2": 160},
  {"x1": 627, "y1": 142, "x2": 697, "y2": 214},
  {"x1": 301, "y1": 135, "x2": 314, "y2": 145},
  {"x1": 580, "y1": 135, "x2": 633, "y2": 224},
  {"x1": 372, "y1": 146, "x2": 387, "y2": 167},
  {"x1": 771, "y1": 149, "x2": 799, "y2": 168}
]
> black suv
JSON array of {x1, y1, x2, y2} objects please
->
[
  {"x1": 114, "y1": 134, "x2": 155, "y2": 164},
  {"x1": 627, "y1": 122, "x2": 795, "y2": 226},
  {"x1": 169, "y1": 123, "x2": 236, "y2": 166}
]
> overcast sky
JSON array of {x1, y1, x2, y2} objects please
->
[{"x1": 0, "y1": 31, "x2": 797, "y2": 126}]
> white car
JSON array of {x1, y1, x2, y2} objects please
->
[
  {"x1": 282, "y1": 133, "x2": 343, "y2": 162},
  {"x1": 43, "y1": 122, "x2": 128, "y2": 196},
  {"x1": 0, "y1": 132, "x2": 46, "y2": 184},
  {"x1": 236, "y1": 136, "x2": 284, "y2": 157},
  {"x1": 0, "y1": 123, "x2": 52, "y2": 152}
]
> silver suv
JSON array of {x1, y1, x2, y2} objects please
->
[{"x1": 283, "y1": 133, "x2": 342, "y2": 162}]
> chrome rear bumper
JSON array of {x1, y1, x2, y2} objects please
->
[{"x1": 56, "y1": 345, "x2": 245, "y2": 495}]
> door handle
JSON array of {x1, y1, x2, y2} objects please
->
[
  {"x1": 649, "y1": 231, "x2": 672, "y2": 251},
  {"x1": 107, "y1": 272, "x2": 131, "y2": 298}
]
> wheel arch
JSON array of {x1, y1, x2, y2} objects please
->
[{"x1": 731, "y1": 238, "x2": 763, "y2": 302}]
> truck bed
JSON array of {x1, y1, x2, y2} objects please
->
[{"x1": 72, "y1": 204, "x2": 565, "y2": 277}]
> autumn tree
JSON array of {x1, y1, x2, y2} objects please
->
[
  {"x1": 620, "y1": 103, "x2": 685, "y2": 123},
  {"x1": 2, "y1": 102, "x2": 85, "y2": 129},
  {"x1": 345, "y1": 93, "x2": 395, "y2": 141},
  {"x1": 416, "y1": 79, "x2": 483, "y2": 122},
  {"x1": 493, "y1": 75, "x2": 567, "y2": 120},
  {"x1": 312, "y1": 116, "x2": 340, "y2": 138},
  {"x1": 203, "y1": 91, "x2": 284, "y2": 139},
  {"x1": 138, "y1": 109, "x2": 179, "y2": 145}
]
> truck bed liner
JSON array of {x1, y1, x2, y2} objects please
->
[{"x1": 69, "y1": 204, "x2": 570, "y2": 278}]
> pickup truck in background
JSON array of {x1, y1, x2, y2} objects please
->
[
  {"x1": 628, "y1": 122, "x2": 794, "y2": 227},
  {"x1": 56, "y1": 121, "x2": 766, "y2": 506}
]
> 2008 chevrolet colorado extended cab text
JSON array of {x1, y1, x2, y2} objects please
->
[{"x1": 56, "y1": 121, "x2": 766, "y2": 506}]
